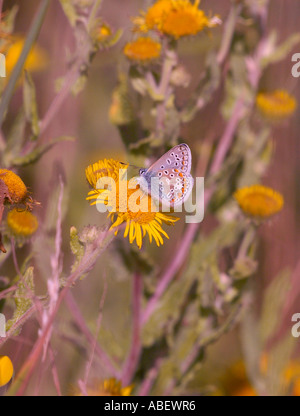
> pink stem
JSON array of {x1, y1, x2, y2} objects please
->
[
  {"x1": 65, "y1": 291, "x2": 119, "y2": 378},
  {"x1": 82, "y1": 274, "x2": 108, "y2": 387},
  {"x1": 121, "y1": 272, "x2": 142, "y2": 386}
]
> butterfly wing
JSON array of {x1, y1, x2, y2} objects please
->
[{"x1": 140, "y1": 144, "x2": 194, "y2": 207}]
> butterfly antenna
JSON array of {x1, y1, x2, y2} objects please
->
[{"x1": 120, "y1": 161, "x2": 140, "y2": 169}]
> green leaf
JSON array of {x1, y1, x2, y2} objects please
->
[
  {"x1": 261, "y1": 32, "x2": 300, "y2": 69},
  {"x1": 117, "y1": 243, "x2": 155, "y2": 276},
  {"x1": 71, "y1": 74, "x2": 88, "y2": 96},
  {"x1": 142, "y1": 271, "x2": 194, "y2": 347},
  {"x1": 1, "y1": 5, "x2": 19, "y2": 35},
  {"x1": 70, "y1": 226, "x2": 85, "y2": 273},
  {"x1": 59, "y1": 0, "x2": 78, "y2": 27},
  {"x1": 230, "y1": 257, "x2": 258, "y2": 280},
  {"x1": 23, "y1": 70, "x2": 40, "y2": 140},
  {"x1": 259, "y1": 269, "x2": 291, "y2": 345},
  {"x1": 181, "y1": 53, "x2": 221, "y2": 123},
  {"x1": 264, "y1": 335, "x2": 296, "y2": 396},
  {"x1": 2, "y1": 109, "x2": 27, "y2": 167},
  {"x1": 6, "y1": 267, "x2": 35, "y2": 335},
  {"x1": 110, "y1": 74, "x2": 135, "y2": 126},
  {"x1": 11, "y1": 136, "x2": 75, "y2": 167}
]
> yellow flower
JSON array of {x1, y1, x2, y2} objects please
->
[
  {"x1": 234, "y1": 185, "x2": 284, "y2": 219},
  {"x1": 124, "y1": 37, "x2": 161, "y2": 62},
  {"x1": 5, "y1": 37, "x2": 48, "y2": 76},
  {"x1": 6, "y1": 208, "x2": 38, "y2": 237},
  {"x1": 256, "y1": 90, "x2": 297, "y2": 121},
  {"x1": 0, "y1": 169, "x2": 28, "y2": 204},
  {"x1": 75, "y1": 378, "x2": 133, "y2": 396},
  {"x1": 109, "y1": 198, "x2": 179, "y2": 250},
  {"x1": 85, "y1": 158, "x2": 126, "y2": 190},
  {"x1": 144, "y1": 0, "x2": 174, "y2": 30},
  {"x1": 134, "y1": 0, "x2": 220, "y2": 38},
  {"x1": 86, "y1": 158, "x2": 179, "y2": 249},
  {"x1": 0, "y1": 356, "x2": 14, "y2": 388},
  {"x1": 97, "y1": 23, "x2": 112, "y2": 40}
]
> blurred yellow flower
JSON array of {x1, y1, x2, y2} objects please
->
[
  {"x1": 134, "y1": 0, "x2": 220, "y2": 38},
  {"x1": 5, "y1": 37, "x2": 48, "y2": 77},
  {"x1": 0, "y1": 169, "x2": 28, "y2": 204},
  {"x1": 234, "y1": 185, "x2": 284, "y2": 219},
  {"x1": 6, "y1": 208, "x2": 38, "y2": 238},
  {"x1": 97, "y1": 23, "x2": 112, "y2": 41},
  {"x1": 124, "y1": 37, "x2": 161, "y2": 62},
  {"x1": 86, "y1": 158, "x2": 179, "y2": 249},
  {"x1": 220, "y1": 360, "x2": 256, "y2": 396},
  {"x1": 223, "y1": 359, "x2": 300, "y2": 396},
  {"x1": 0, "y1": 356, "x2": 14, "y2": 388},
  {"x1": 256, "y1": 90, "x2": 297, "y2": 121},
  {"x1": 284, "y1": 362, "x2": 300, "y2": 396},
  {"x1": 76, "y1": 378, "x2": 133, "y2": 396},
  {"x1": 144, "y1": 0, "x2": 174, "y2": 31}
]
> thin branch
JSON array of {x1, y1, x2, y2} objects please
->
[
  {"x1": 209, "y1": 97, "x2": 244, "y2": 175},
  {"x1": 0, "y1": 285, "x2": 18, "y2": 300},
  {"x1": 155, "y1": 48, "x2": 177, "y2": 134},
  {"x1": 87, "y1": 0, "x2": 103, "y2": 30},
  {"x1": 82, "y1": 273, "x2": 108, "y2": 388},
  {"x1": 217, "y1": 3, "x2": 243, "y2": 65},
  {"x1": 39, "y1": 70, "x2": 78, "y2": 135},
  {"x1": 65, "y1": 291, "x2": 119, "y2": 378},
  {"x1": 41, "y1": 176, "x2": 64, "y2": 361},
  {"x1": 0, "y1": 304, "x2": 37, "y2": 348},
  {"x1": 39, "y1": 0, "x2": 103, "y2": 135},
  {"x1": 121, "y1": 272, "x2": 143, "y2": 386},
  {"x1": 48, "y1": 346, "x2": 62, "y2": 396},
  {"x1": 0, "y1": 0, "x2": 50, "y2": 127},
  {"x1": 138, "y1": 358, "x2": 163, "y2": 396}
]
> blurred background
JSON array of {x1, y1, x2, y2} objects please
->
[{"x1": 1, "y1": 0, "x2": 300, "y2": 395}]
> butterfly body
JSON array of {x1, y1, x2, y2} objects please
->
[{"x1": 138, "y1": 143, "x2": 194, "y2": 207}]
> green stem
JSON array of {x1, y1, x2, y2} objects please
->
[
  {"x1": 0, "y1": 0, "x2": 50, "y2": 128},
  {"x1": 87, "y1": 0, "x2": 103, "y2": 30},
  {"x1": 237, "y1": 223, "x2": 257, "y2": 259},
  {"x1": 217, "y1": 3, "x2": 243, "y2": 65}
]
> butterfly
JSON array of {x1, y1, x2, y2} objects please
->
[{"x1": 137, "y1": 143, "x2": 194, "y2": 207}]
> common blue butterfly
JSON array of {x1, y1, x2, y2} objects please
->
[{"x1": 137, "y1": 143, "x2": 194, "y2": 207}]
